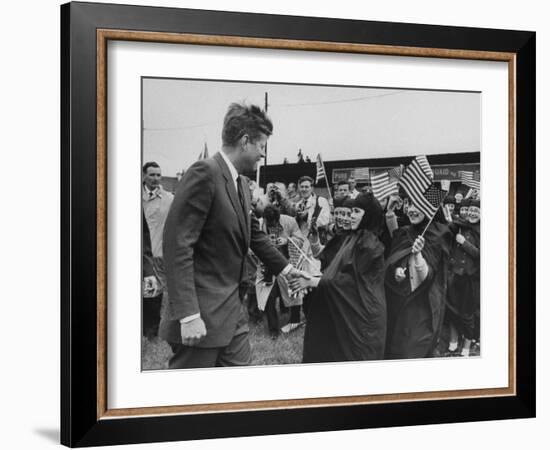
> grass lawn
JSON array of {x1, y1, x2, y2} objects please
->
[
  {"x1": 142, "y1": 309, "x2": 305, "y2": 370},
  {"x1": 141, "y1": 311, "x2": 479, "y2": 370}
]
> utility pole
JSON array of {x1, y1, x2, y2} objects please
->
[{"x1": 263, "y1": 92, "x2": 269, "y2": 188}]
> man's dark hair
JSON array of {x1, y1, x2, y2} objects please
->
[
  {"x1": 142, "y1": 161, "x2": 160, "y2": 174},
  {"x1": 298, "y1": 175, "x2": 314, "y2": 186},
  {"x1": 222, "y1": 103, "x2": 273, "y2": 146},
  {"x1": 263, "y1": 204, "x2": 281, "y2": 226},
  {"x1": 337, "y1": 181, "x2": 350, "y2": 189}
]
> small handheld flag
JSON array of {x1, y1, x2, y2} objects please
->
[
  {"x1": 370, "y1": 171, "x2": 399, "y2": 202},
  {"x1": 459, "y1": 170, "x2": 480, "y2": 190},
  {"x1": 399, "y1": 155, "x2": 434, "y2": 214},
  {"x1": 315, "y1": 154, "x2": 325, "y2": 184}
]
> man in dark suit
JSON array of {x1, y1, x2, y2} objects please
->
[{"x1": 159, "y1": 102, "x2": 308, "y2": 368}]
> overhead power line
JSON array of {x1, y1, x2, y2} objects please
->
[{"x1": 272, "y1": 91, "x2": 405, "y2": 108}]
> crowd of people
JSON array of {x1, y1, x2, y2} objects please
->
[
  {"x1": 142, "y1": 101, "x2": 480, "y2": 369},
  {"x1": 244, "y1": 173, "x2": 480, "y2": 360}
]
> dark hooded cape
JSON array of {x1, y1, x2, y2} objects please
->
[
  {"x1": 303, "y1": 229, "x2": 387, "y2": 363},
  {"x1": 384, "y1": 221, "x2": 451, "y2": 359},
  {"x1": 447, "y1": 220, "x2": 480, "y2": 339}
]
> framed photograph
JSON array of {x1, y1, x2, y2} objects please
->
[{"x1": 61, "y1": 1, "x2": 535, "y2": 447}]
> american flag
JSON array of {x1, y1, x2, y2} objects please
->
[
  {"x1": 315, "y1": 154, "x2": 325, "y2": 184},
  {"x1": 416, "y1": 184, "x2": 448, "y2": 218},
  {"x1": 399, "y1": 155, "x2": 434, "y2": 207},
  {"x1": 388, "y1": 164, "x2": 405, "y2": 181},
  {"x1": 417, "y1": 155, "x2": 433, "y2": 180},
  {"x1": 354, "y1": 167, "x2": 370, "y2": 181},
  {"x1": 198, "y1": 142, "x2": 209, "y2": 160},
  {"x1": 459, "y1": 170, "x2": 480, "y2": 190},
  {"x1": 370, "y1": 171, "x2": 399, "y2": 202},
  {"x1": 288, "y1": 237, "x2": 305, "y2": 270}
]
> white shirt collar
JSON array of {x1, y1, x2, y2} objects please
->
[
  {"x1": 220, "y1": 150, "x2": 240, "y2": 189},
  {"x1": 143, "y1": 185, "x2": 161, "y2": 198}
]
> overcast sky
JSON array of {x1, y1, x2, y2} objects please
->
[{"x1": 142, "y1": 78, "x2": 480, "y2": 177}]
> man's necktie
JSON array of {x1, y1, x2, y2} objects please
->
[{"x1": 236, "y1": 177, "x2": 246, "y2": 216}]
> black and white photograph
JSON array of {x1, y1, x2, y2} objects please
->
[
  {"x1": 141, "y1": 78, "x2": 481, "y2": 370},
  {"x1": 53, "y1": 0, "x2": 538, "y2": 447}
]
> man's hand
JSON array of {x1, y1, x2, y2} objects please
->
[
  {"x1": 275, "y1": 237, "x2": 288, "y2": 246},
  {"x1": 456, "y1": 233, "x2": 466, "y2": 245},
  {"x1": 395, "y1": 267, "x2": 407, "y2": 283},
  {"x1": 289, "y1": 276, "x2": 320, "y2": 295},
  {"x1": 286, "y1": 267, "x2": 311, "y2": 280},
  {"x1": 180, "y1": 317, "x2": 207, "y2": 346},
  {"x1": 143, "y1": 275, "x2": 159, "y2": 298}
]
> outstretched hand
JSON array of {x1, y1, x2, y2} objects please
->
[
  {"x1": 286, "y1": 267, "x2": 312, "y2": 280},
  {"x1": 289, "y1": 275, "x2": 320, "y2": 294}
]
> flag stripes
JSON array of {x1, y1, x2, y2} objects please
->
[
  {"x1": 388, "y1": 164, "x2": 404, "y2": 181},
  {"x1": 198, "y1": 142, "x2": 209, "y2": 160},
  {"x1": 459, "y1": 170, "x2": 480, "y2": 190},
  {"x1": 416, "y1": 155, "x2": 433, "y2": 180},
  {"x1": 398, "y1": 155, "x2": 448, "y2": 218},
  {"x1": 399, "y1": 156, "x2": 433, "y2": 208},
  {"x1": 354, "y1": 167, "x2": 370, "y2": 180},
  {"x1": 315, "y1": 154, "x2": 325, "y2": 184},
  {"x1": 370, "y1": 171, "x2": 399, "y2": 202}
]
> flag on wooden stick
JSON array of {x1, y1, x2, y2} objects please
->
[
  {"x1": 422, "y1": 184, "x2": 448, "y2": 216},
  {"x1": 370, "y1": 171, "x2": 399, "y2": 202},
  {"x1": 407, "y1": 183, "x2": 447, "y2": 219},
  {"x1": 399, "y1": 155, "x2": 434, "y2": 207},
  {"x1": 198, "y1": 142, "x2": 209, "y2": 160},
  {"x1": 315, "y1": 153, "x2": 326, "y2": 184},
  {"x1": 459, "y1": 170, "x2": 480, "y2": 190},
  {"x1": 417, "y1": 155, "x2": 433, "y2": 180},
  {"x1": 388, "y1": 164, "x2": 405, "y2": 181},
  {"x1": 440, "y1": 179, "x2": 451, "y2": 192},
  {"x1": 418, "y1": 184, "x2": 450, "y2": 237}
]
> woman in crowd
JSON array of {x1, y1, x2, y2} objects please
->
[
  {"x1": 384, "y1": 199, "x2": 452, "y2": 359},
  {"x1": 443, "y1": 195, "x2": 456, "y2": 220},
  {"x1": 302, "y1": 196, "x2": 353, "y2": 318},
  {"x1": 457, "y1": 198, "x2": 470, "y2": 221},
  {"x1": 380, "y1": 193, "x2": 410, "y2": 257},
  {"x1": 446, "y1": 199, "x2": 480, "y2": 356},
  {"x1": 311, "y1": 196, "x2": 353, "y2": 261},
  {"x1": 290, "y1": 193, "x2": 387, "y2": 363}
]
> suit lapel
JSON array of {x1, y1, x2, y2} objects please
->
[{"x1": 214, "y1": 153, "x2": 248, "y2": 244}]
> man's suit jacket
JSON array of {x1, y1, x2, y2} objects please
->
[
  {"x1": 142, "y1": 212, "x2": 154, "y2": 278},
  {"x1": 159, "y1": 152, "x2": 287, "y2": 347}
]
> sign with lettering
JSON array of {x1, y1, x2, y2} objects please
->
[
  {"x1": 370, "y1": 163, "x2": 480, "y2": 182},
  {"x1": 332, "y1": 167, "x2": 370, "y2": 183}
]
